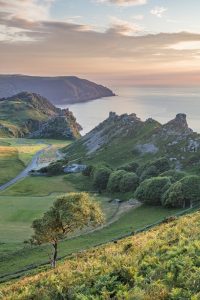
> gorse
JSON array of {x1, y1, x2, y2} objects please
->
[{"x1": 2, "y1": 212, "x2": 200, "y2": 299}]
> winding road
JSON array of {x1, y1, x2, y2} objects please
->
[{"x1": 0, "y1": 145, "x2": 51, "y2": 191}]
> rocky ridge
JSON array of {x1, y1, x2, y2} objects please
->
[
  {"x1": 0, "y1": 92, "x2": 82, "y2": 139},
  {"x1": 64, "y1": 111, "x2": 200, "y2": 168}
]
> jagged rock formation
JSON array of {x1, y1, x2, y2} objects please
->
[
  {"x1": 64, "y1": 112, "x2": 200, "y2": 168},
  {"x1": 162, "y1": 113, "x2": 193, "y2": 136},
  {"x1": 0, "y1": 75, "x2": 115, "y2": 105},
  {"x1": 0, "y1": 92, "x2": 81, "y2": 139}
]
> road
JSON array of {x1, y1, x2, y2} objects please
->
[{"x1": 0, "y1": 145, "x2": 51, "y2": 191}]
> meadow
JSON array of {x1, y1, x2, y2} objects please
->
[{"x1": 0, "y1": 139, "x2": 193, "y2": 284}]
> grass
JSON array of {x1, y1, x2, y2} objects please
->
[
  {"x1": 0, "y1": 138, "x2": 71, "y2": 185},
  {"x1": 0, "y1": 201, "x2": 181, "y2": 282},
  {"x1": 0, "y1": 176, "x2": 76, "y2": 196},
  {"x1": 2, "y1": 211, "x2": 200, "y2": 300}
]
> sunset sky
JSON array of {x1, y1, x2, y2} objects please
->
[{"x1": 1, "y1": 0, "x2": 200, "y2": 85}]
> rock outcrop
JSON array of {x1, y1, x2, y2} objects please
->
[
  {"x1": 0, "y1": 75, "x2": 115, "y2": 105},
  {"x1": 64, "y1": 111, "x2": 200, "y2": 169},
  {"x1": 0, "y1": 92, "x2": 82, "y2": 139}
]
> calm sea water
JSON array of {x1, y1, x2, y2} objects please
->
[{"x1": 59, "y1": 87, "x2": 200, "y2": 135}]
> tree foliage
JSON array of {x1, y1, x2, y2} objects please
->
[
  {"x1": 31, "y1": 192, "x2": 104, "y2": 267},
  {"x1": 135, "y1": 176, "x2": 171, "y2": 205},
  {"x1": 119, "y1": 172, "x2": 139, "y2": 193},
  {"x1": 162, "y1": 175, "x2": 200, "y2": 208},
  {"x1": 107, "y1": 170, "x2": 127, "y2": 193},
  {"x1": 93, "y1": 166, "x2": 112, "y2": 192}
]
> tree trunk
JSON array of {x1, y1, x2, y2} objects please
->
[{"x1": 51, "y1": 241, "x2": 58, "y2": 268}]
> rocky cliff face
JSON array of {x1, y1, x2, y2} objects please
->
[
  {"x1": 0, "y1": 92, "x2": 82, "y2": 139},
  {"x1": 0, "y1": 75, "x2": 115, "y2": 105},
  {"x1": 64, "y1": 111, "x2": 200, "y2": 168}
]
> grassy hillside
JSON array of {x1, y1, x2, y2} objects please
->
[
  {"x1": 63, "y1": 113, "x2": 200, "y2": 172},
  {"x1": 0, "y1": 138, "x2": 46, "y2": 185},
  {"x1": 0, "y1": 92, "x2": 81, "y2": 138},
  {"x1": 1, "y1": 211, "x2": 200, "y2": 299}
]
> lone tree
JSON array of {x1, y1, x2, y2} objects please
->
[{"x1": 30, "y1": 192, "x2": 104, "y2": 268}]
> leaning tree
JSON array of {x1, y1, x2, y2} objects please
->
[{"x1": 30, "y1": 192, "x2": 104, "y2": 268}]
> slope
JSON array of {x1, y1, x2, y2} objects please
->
[
  {"x1": 1, "y1": 211, "x2": 200, "y2": 299},
  {"x1": 0, "y1": 75, "x2": 115, "y2": 105},
  {"x1": 0, "y1": 92, "x2": 81, "y2": 139}
]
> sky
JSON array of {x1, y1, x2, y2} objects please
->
[{"x1": 0, "y1": 0, "x2": 200, "y2": 86}]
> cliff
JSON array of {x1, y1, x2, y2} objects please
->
[{"x1": 0, "y1": 75, "x2": 115, "y2": 105}]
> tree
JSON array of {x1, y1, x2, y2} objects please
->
[
  {"x1": 160, "y1": 170, "x2": 186, "y2": 183},
  {"x1": 119, "y1": 172, "x2": 139, "y2": 193},
  {"x1": 30, "y1": 192, "x2": 104, "y2": 268},
  {"x1": 135, "y1": 176, "x2": 171, "y2": 205},
  {"x1": 107, "y1": 170, "x2": 127, "y2": 193},
  {"x1": 162, "y1": 175, "x2": 200, "y2": 208},
  {"x1": 93, "y1": 167, "x2": 112, "y2": 192},
  {"x1": 118, "y1": 161, "x2": 139, "y2": 173}
]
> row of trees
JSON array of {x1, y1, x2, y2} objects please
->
[
  {"x1": 133, "y1": 174, "x2": 200, "y2": 208},
  {"x1": 83, "y1": 158, "x2": 200, "y2": 209},
  {"x1": 83, "y1": 157, "x2": 172, "y2": 194}
]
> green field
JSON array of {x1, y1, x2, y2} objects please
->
[
  {"x1": 0, "y1": 138, "x2": 71, "y2": 185},
  {"x1": 0, "y1": 138, "x2": 187, "y2": 283},
  {"x1": 0, "y1": 172, "x2": 181, "y2": 282}
]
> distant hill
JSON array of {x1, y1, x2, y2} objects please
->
[
  {"x1": 0, "y1": 75, "x2": 115, "y2": 105},
  {"x1": 0, "y1": 92, "x2": 81, "y2": 139},
  {"x1": 64, "y1": 111, "x2": 200, "y2": 169}
]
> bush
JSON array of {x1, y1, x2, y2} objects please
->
[
  {"x1": 82, "y1": 165, "x2": 94, "y2": 177},
  {"x1": 160, "y1": 170, "x2": 186, "y2": 183},
  {"x1": 93, "y1": 167, "x2": 112, "y2": 192},
  {"x1": 137, "y1": 157, "x2": 171, "y2": 181},
  {"x1": 140, "y1": 165, "x2": 158, "y2": 182},
  {"x1": 40, "y1": 161, "x2": 64, "y2": 176},
  {"x1": 135, "y1": 176, "x2": 171, "y2": 205},
  {"x1": 107, "y1": 170, "x2": 127, "y2": 193},
  {"x1": 162, "y1": 175, "x2": 200, "y2": 208},
  {"x1": 118, "y1": 161, "x2": 139, "y2": 173},
  {"x1": 119, "y1": 172, "x2": 139, "y2": 193}
]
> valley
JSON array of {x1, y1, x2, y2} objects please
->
[{"x1": 0, "y1": 93, "x2": 200, "y2": 297}]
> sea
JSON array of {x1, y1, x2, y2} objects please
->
[{"x1": 58, "y1": 87, "x2": 200, "y2": 135}]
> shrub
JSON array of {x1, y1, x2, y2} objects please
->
[
  {"x1": 118, "y1": 161, "x2": 139, "y2": 173},
  {"x1": 162, "y1": 175, "x2": 200, "y2": 208},
  {"x1": 137, "y1": 157, "x2": 171, "y2": 181},
  {"x1": 40, "y1": 161, "x2": 64, "y2": 176},
  {"x1": 119, "y1": 172, "x2": 139, "y2": 192},
  {"x1": 140, "y1": 165, "x2": 158, "y2": 182},
  {"x1": 82, "y1": 165, "x2": 94, "y2": 177},
  {"x1": 93, "y1": 167, "x2": 112, "y2": 192},
  {"x1": 107, "y1": 170, "x2": 127, "y2": 193},
  {"x1": 135, "y1": 176, "x2": 171, "y2": 205},
  {"x1": 160, "y1": 170, "x2": 186, "y2": 183}
]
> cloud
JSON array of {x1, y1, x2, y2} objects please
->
[
  {"x1": 168, "y1": 41, "x2": 200, "y2": 50},
  {"x1": 96, "y1": 0, "x2": 147, "y2": 7},
  {"x1": 107, "y1": 17, "x2": 143, "y2": 36},
  {"x1": 0, "y1": 7, "x2": 200, "y2": 84},
  {"x1": 150, "y1": 6, "x2": 167, "y2": 18},
  {"x1": 0, "y1": 0, "x2": 55, "y2": 21},
  {"x1": 0, "y1": 0, "x2": 56, "y2": 42}
]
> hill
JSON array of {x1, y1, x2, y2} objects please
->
[
  {"x1": 64, "y1": 111, "x2": 200, "y2": 170},
  {"x1": 0, "y1": 75, "x2": 115, "y2": 105},
  {"x1": 1, "y1": 211, "x2": 200, "y2": 299},
  {"x1": 0, "y1": 92, "x2": 81, "y2": 139}
]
